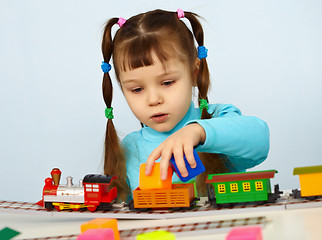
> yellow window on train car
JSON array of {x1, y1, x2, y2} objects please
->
[
  {"x1": 255, "y1": 181, "x2": 263, "y2": 191},
  {"x1": 243, "y1": 182, "x2": 251, "y2": 192},
  {"x1": 230, "y1": 183, "x2": 238, "y2": 193},
  {"x1": 218, "y1": 184, "x2": 226, "y2": 194}
]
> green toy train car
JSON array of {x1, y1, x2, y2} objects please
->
[{"x1": 206, "y1": 170, "x2": 282, "y2": 207}]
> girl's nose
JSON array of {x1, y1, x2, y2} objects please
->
[{"x1": 148, "y1": 89, "x2": 163, "y2": 106}]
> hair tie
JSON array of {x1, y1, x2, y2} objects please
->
[
  {"x1": 177, "y1": 9, "x2": 185, "y2": 19},
  {"x1": 199, "y1": 99, "x2": 208, "y2": 118},
  {"x1": 197, "y1": 46, "x2": 208, "y2": 59},
  {"x1": 101, "y1": 61, "x2": 111, "y2": 73},
  {"x1": 105, "y1": 107, "x2": 114, "y2": 120},
  {"x1": 117, "y1": 17, "x2": 126, "y2": 27}
]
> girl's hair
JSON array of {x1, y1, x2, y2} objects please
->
[{"x1": 101, "y1": 9, "x2": 229, "y2": 201}]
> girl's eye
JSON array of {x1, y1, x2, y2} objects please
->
[
  {"x1": 131, "y1": 87, "x2": 143, "y2": 93},
  {"x1": 162, "y1": 80, "x2": 174, "y2": 86}
]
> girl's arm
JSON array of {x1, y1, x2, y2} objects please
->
[
  {"x1": 191, "y1": 104, "x2": 270, "y2": 167},
  {"x1": 146, "y1": 104, "x2": 270, "y2": 180}
]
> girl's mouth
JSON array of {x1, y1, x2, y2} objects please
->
[{"x1": 151, "y1": 113, "x2": 168, "y2": 123}]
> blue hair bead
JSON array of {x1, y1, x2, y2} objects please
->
[
  {"x1": 197, "y1": 46, "x2": 208, "y2": 59},
  {"x1": 101, "y1": 61, "x2": 112, "y2": 73}
]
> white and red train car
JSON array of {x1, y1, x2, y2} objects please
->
[{"x1": 37, "y1": 168, "x2": 117, "y2": 212}]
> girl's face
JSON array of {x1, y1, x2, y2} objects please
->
[{"x1": 119, "y1": 55, "x2": 195, "y2": 132}]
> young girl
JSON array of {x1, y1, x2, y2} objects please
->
[{"x1": 101, "y1": 9, "x2": 269, "y2": 201}]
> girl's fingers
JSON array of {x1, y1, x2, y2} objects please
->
[
  {"x1": 147, "y1": 127, "x2": 198, "y2": 180},
  {"x1": 145, "y1": 149, "x2": 161, "y2": 175},
  {"x1": 173, "y1": 148, "x2": 188, "y2": 177},
  {"x1": 160, "y1": 148, "x2": 172, "y2": 180},
  {"x1": 183, "y1": 145, "x2": 196, "y2": 168}
]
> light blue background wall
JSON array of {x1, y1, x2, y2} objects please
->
[{"x1": 1, "y1": 0, "x2": 321, "y2": 202}]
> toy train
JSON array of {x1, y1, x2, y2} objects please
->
[
  {"x1": 292, "y1": 165, "x2": 322, "y2": 200},
  {"x1": 37, "y1": 168, "x2": 118, "y2": 211},
  {"x1": 130, "y1": 182, "x2": 198, "y2": 211},
  {"x1": 206, "y1": 170, "x2": 282, "y2": 208},
  {"x1": 128, "y1": 162, "x2": 199, "y2": 211},
  {"x1": 38, "y1": 164, "x2": 322, "y2": 212}
]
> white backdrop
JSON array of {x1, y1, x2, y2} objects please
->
[{"x1": 1, "y1": 0, "x2": 321, "y2": 202}]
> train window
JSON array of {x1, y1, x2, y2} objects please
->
[
  {"x1": 85, "y1": 184, "x2": 93, "y2": 192},
  {"x1": 85, "y1": 184, "x2": 100, "y2": 193},
  {"x1": 255, "y1": 181, "x2": 263, "y2": 191},
  {"x1": 218, "y1": 184, "x2": 226, "y2": 193},
  {"x1": 93, "y1": 184, "x2": 99, "y2": 192},
  {"x1": 230, "y1": 183, "x2": 238, "y2": 193},
  {"x1": 243, "y1": 182, "x2": 251, "y2": 192}
]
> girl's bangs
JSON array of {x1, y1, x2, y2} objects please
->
[{"x1": 116, "y1": 34, "x2": 178, "y2": 72}]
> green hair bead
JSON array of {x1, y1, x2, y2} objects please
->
[
  {"x1": 199, "y1": 99, "x2": 209, "y2": 118},
  {"x1": 105, "y1": 107, "x2": 114, "y2": 120}
]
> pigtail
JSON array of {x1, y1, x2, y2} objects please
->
[
  {"x1": 184, "y1": 12, "x2": 229, "y2": 196},
  {"x1": 102, "y1": 18, "x2": 130, "y2": 202},
  {"x1": 184, "y1": 12, "x2": 210, "y2": 115}
]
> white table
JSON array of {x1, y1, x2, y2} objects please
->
[{"x1": 1, "y1": 205, "x2": 322, "y2": 239}]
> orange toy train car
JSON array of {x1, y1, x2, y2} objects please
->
[
  {"x1": 132, "y1": 183, "x2": 196, "y2": 210},
  {"x1": 130, "y1": 163, "x2": 198, "y2": 210}
]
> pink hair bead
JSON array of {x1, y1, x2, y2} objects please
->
[
  {"x1": 117, "y1": 17, "x2": 126, "y2": 27},
  {"x1": 177, "y1": 9, "x2": 185, "y2": 19}
]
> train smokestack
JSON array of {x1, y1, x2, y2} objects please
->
[{"x1": 51, "y1": 168, "x2": 61, "y2": 186}]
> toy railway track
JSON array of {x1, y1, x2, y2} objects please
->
[
  {"x1": 32, "y1": 165, "x2": 322, "y2": 216},
  {"x1": 1, "y1": 196, "x2": 322, "y2": 220},
  {"x1": 15, "y1": 216, "x2": 267, "y2": 240}
]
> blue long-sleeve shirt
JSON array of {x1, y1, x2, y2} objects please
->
[{"x1": 122, "y1": 101, "x2": 270, "y2": 192}]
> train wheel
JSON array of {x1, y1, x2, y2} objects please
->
[
  {"x1": 87, "y1": 206, "x2": 97, "y2": 212},
  {"x1": 54, "y1": 205, "x2": 62, "y2": 211},
  {"x1": 307, "y1": 196, "x2": 318, "y2": 201},
  {"x1": 98, "y1": 202, "x2": 112, "y2": 211},
  {"x1": 171, "y1": 207, "x2": 182, "y2": 211},
  {"x1": 185, "y1": 197, "x2": 199, "y2": 210},
  {"x1": 255, "y1": 201, "x2": 266, "y2": 205},
  {"x1": 138, "y1": 208, "x2": 150, "y2": 212},
  {"x1": 44, "y1": 202, "x2": 54, "y2": 210},
  {"x1": 71, "y1": 203, "x2": 81, "y2": 211},
  {"x1": 128, "y1": 200, "x2": 141, "y2": 212},
  {"x1": 128, "y1": 200, "x2": 135, "y2": 210},
  {"x1": 207, "y1": 184, "x2": 216, "y2": 205},
  {"x1": 190, "y1": 199, "x2": 197, "y2": 207},
  {"x1": 267, "y1": 194, "x2": 276, "y2": 203},
  {"x1": 291, "y1": 189, "x2": 302, "y2": 199},
  {"x1": 221, "y1": 203, "x2": 234, "y2": 208},
  {"x1": 206, "y1": 184, "x2": 218, "y2": 208}
]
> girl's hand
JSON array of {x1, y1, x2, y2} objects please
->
[{"x1": 145, "y1": 123, "x2": 206, "y2": 180}]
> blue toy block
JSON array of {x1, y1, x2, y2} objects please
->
[{"x1": 170, "y1": 149, "x2": 205, "y2": 182}]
